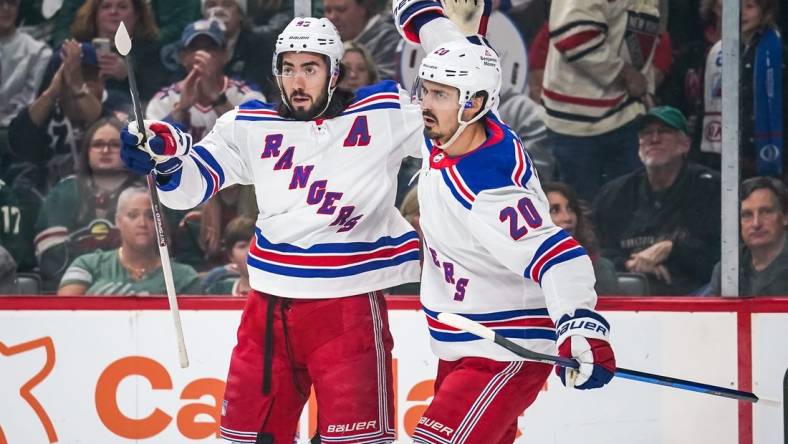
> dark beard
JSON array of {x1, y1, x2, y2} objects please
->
[
  {"x1": 424, "y1": 127, "x2": 444, "y2": 140},
  {"x1": 288, "y1": 90, "x2": 329, "y2": 121}
]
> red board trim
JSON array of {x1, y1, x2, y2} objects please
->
[{"x1": 2, "y1": 296, "x2": 787, "y2": 312}]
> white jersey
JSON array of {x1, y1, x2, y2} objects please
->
[
  {"x1": 157, "y1": 81, "x2": 424, "y2": 297},
  {"x1": 146, "y1": 77, "x2": 265, "y2": 141},
  {"x1": 415, "y1": 114, "x2": 599, "y2": 361}
]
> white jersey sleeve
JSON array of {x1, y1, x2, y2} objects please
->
[
  {"x1": 399, "y1": 87, "x2": 426, "y2": 159},
  {"x1": 145, "y1": 87, "x2": 175, "y2": 121},
  {"x1": 468, "y1": 186, "x2": 598, "y2": 323},
  {"x1": 156, "y1": 108, "x2": 253, "y2": 210}
]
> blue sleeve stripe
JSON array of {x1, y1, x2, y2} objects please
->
[
  {"x1": 340, "y1": 102, "x2": 401, "y2": 116},
  {"x1": 536, "y1": 246, "x2": 588, "y2": 282},
  {"x1": 191, "y1": 145, "x2": 225, "y2": 187},
  {"x1": 235, "y1": 116, "x2": 285, "y2": 122},
  {"x1": 238, "y1": 99, "x2": 276, "y2": 110},
  {"x1": 523, "y1": 230, "x2": 570, "y2": 277},
  {"x1": 428, "y1": 328, "x2": 556, "y2": 342},
  {"x1": 353, "y1": 80, "x2": 400, "y2": 100},
  {"x1": 422, "y1": 306, "x2": 549, "y2": 321},
  {"x1": 191, "y1": 155, "x2": 216, "y2": 203},
  {"x1": 156, "y1": 168, "x2": 183, "y2": 191}
]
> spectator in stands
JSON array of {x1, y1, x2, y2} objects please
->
[
  {"x1": 739, "y1": 0, "x2": 786, "y2": 184},
  {"x1": 203, "y1": 0, "x2": 275, "y2": 96},
  {"x1": 0, "y1": 0, "x2": 53, "y2": 126},
  {"x1": 338, "y1": 41, "x2": 378, "y2": 92},
  {"x1": 203, "y1": 215, "x2": 255, "y2": 295},
  {"x1": 542, "y1": 182, "x2": 618, "y2": 294},
  {"x1": 388, "y1": 185, "x2": 420, "y2": 295},
  {"x1": 0, "y1": 245, "x2": 17, "y2": 293},
  {"x1": 52, "y1": 0, "x2": 199, "y2": 48},
  {"x1": 54, "y1": 0, "x2": 169, "y2": 102},
  {"x1": 44, "y1": 0, "x2": 167, "y2": 101},
  {"x1": 35, "y1": 117, "x2": 141, "y2": 290},
  {"x1": 541, "y1": 0, "x2": 661, "y2": 202},
  {"x1": 324, "y1": 0, "x2": 399, "y2": 80},
  {"x1": 58, "y1": 186, "x2": 200, "y2": 295},
  {"x1": 146, "y1": 19, "x2": 264, "y2": 140},
  {"x1": 709, "y1": 177, "x2": 788, "y2": 296},
  {"x1": 198, "y1": 184, "x2": 257, "y2": 266},
  {"x1": 665, "y1": 0, "x2": 723, "y2": 170},
  {"x1": 247, "y1": 0, "x2": 319, "y2": 43},
  {"x1": 526, "y1": 22, "x2": 548, "y2": 103},
  {"x1": 594, "y1": 106, "x2": 721, "y2": 295},
  {"x1": 400, "y1": 185, "x2": 421, "y2": 242},
  {"x1": 7, "y1": 41, "x2": 131, "y2": 191},
  {"x1": 0, "y1": 178, "x2": 39, "y2": 273},
  {"x1": 498, "y1": 89, "x2": 552, "y2": 179}
]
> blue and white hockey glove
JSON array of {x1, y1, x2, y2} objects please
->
[
  {"x1": 121, "y1": 120, "x2": 191, "y2": 176},
  {"x1": 555, "y1": 309, "x2": 616, "y2": 390},
  {"x1": 392, "y1": 0, "x2": 446, "y2": 43}
]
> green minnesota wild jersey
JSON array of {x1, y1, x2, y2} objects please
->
[
  {"x1": 204, "y1": 276, "x2": 240, "y2": 295},
  {"x1": 0, "y1": 179, "x2": 40, "y2": 271},
  {"x1": 60, "y1": 249, "x2": 202, "y2": 295}
]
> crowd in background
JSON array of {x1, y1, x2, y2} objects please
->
[{"x1": 0, "y1": 0, "x2": 785, "y2": 297}]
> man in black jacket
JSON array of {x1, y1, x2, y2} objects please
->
[{"x1": 594, "y1": 106, "x2": 721, "y2": 295}]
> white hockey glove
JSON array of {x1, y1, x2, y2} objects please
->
[
  {"x1": 555, "y1": 309, "x2": 616, "y2": 390},
  {"x1": 440, "y1": 0, "x2": 491, "y2": 37}
]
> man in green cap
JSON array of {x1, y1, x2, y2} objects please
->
[{"x1": 593, "y1": 106, "x2": 722, "y2": 295}]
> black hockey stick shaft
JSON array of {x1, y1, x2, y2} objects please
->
[
  {"x1": 115, "y1": 22, "x2": 189, "y2": 368},
  {"x1": 439, "y1": 312, "x2": 758, "y2": 403}
]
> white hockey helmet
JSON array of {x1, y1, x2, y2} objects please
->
[
  {"x1": 273, "y1": 17, "x2": 345, "y2": 113},
  {"x1": 415, "y1": 40, "x2": 502, "y2": 147}
]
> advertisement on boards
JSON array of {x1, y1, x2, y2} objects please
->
[{"x1": 1, "y1": 301, "x2": 784, "y2": 444}]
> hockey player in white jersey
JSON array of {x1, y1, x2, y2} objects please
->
[
  {"x1": 119, "y1": 17, "x2": 432, "y2": 444},
  {"x1": 393, "y1": 2, "x2": 617, "y2": 443}
]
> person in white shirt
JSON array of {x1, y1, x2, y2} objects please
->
[{"x1": 146, "y1": 19, "x2": 264, "y2": 140}]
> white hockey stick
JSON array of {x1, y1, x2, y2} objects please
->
[{"x1": 115, "y1": 22, "x2": 189, "y2": 368}]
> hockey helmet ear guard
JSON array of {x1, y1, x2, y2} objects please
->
[{"x1": 415, "y1": 40, "x2": 502, "y2": 147}]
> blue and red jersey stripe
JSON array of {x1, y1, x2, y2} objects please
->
[
  {"x1": 422, "y1": 307, "x2": 556, "y2": 342},
  {"x1": 247, "y1": 228, "x2": 420, "y2": 278},
  {"x1": 524, "y1": 230, "x2": 588, "y2": 283}
]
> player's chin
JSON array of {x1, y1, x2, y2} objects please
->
[{"x1": 424, "y1": 128, "x2": 444, "y2": 140}]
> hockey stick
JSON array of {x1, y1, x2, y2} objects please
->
[
  {"x1": 437, "y1": 312, "x2": 759, "y2": 403},
  {"x1": 115, "y1": 22, "x2": 189, "y2": 368}
]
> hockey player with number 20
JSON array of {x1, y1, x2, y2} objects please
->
[{"x1": 392, "y1": 1, "x2": 617, "y2": 442}]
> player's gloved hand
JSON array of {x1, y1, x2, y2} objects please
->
[
  {"x1": 555, "y1": 309, "x2": 616, "y2": 390},
  {"x1": 120, "y1": 120, "x2": 191, "y2": 176},
  {"x1": 392, "y1": 0, "x2": 445, "y2": 43},
  {"x1": 440, "y1": 0, "x2": 492, "y2": 37}
]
